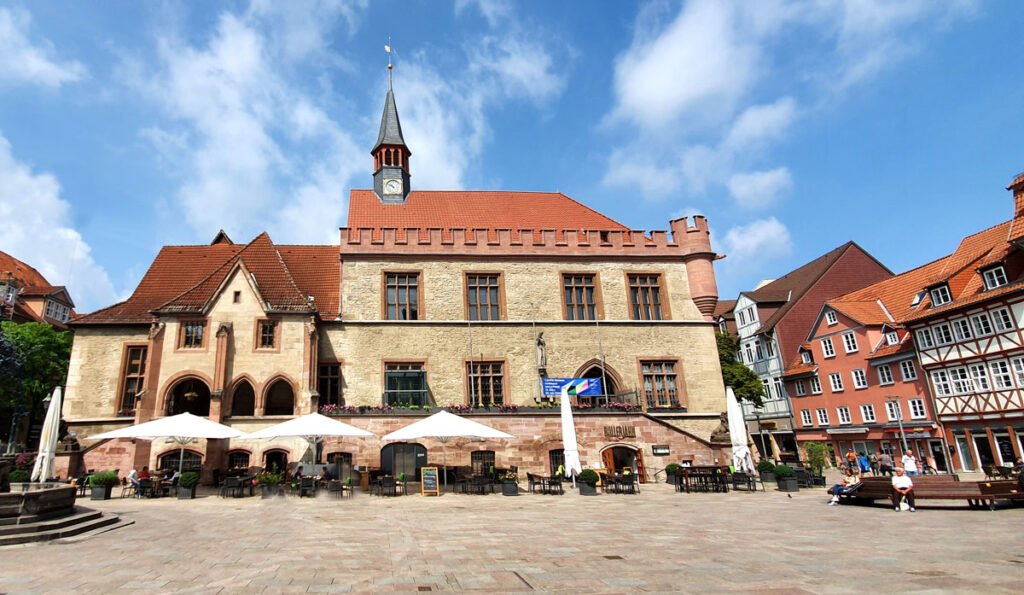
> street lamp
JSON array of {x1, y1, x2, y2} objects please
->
[{"x1": 887, "y1": 396, "x2": 908, "y2": 455}]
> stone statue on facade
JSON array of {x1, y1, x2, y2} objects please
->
[
  {"x1": 709, "y1": 411, "x2": 731, "y2": 444},
  {"x1": 536, "y1": 332, "x2": 547, "y2": 370}
]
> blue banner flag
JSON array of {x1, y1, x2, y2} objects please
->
[{"x1": 542, "y1": 378, "x2": 602, "y2": 396}]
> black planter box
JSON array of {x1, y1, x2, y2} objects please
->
[
  {"x1": 578, "y1": 483, "x2": 598, "y2": 496},
  {"x1": 260, "y1": 485, "x2": 281, "y2": 499},
  {"x1": 666, "y1": 474, "x2": 681, "y2": 485},
  {"x1": 501, "y1": 482, "x2": 519, "y2": 496},
  {"x1": 177, "y1": 485, "x2": 196, "y2": 499},
  {"x1": 776, "y1": 477, "x2": 799, "y2": 492},
  {"x1": 89, "y1": 485, "x2": 113, "y2": 500},
  {"x1": 759, "y1": 472, "x2": 776, "y2": 483}
]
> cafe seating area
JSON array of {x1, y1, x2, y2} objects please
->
[{"x1": 673, "y1": 466, "x2": 733, "y2": 494}]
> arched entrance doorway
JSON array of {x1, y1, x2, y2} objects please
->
[
  {"x1": 230, "y1": 380, "x2": 255, "y2": 416},
  {"x1": 167, "y1": 378, "x2": 211, "y2": 416},
  {"x1": 601, "y1": 445, "x2": 647, "y2": 483},
  {"x1": 265, "y1": 379, "x2": 294, "y2": 416},
  {"x1": 380, "y1": 442, "x2": 427, "y2": 480},
  {"x1": 264, "y1": 449, "x2": 288, "y2": 473},
  {"x1": 574, "y1": 360, "x2": 624, "y2": 406}
]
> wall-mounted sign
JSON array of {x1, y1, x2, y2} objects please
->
[
  {"x1": 603, "y1": 425, "x2": 636, "y2": 439},
  {"x1": 542, "y1": 378, "x2": 603, "y2": 396},
  {"x1": 652, "y1": 445, "x2": 670, "y2": 456}
]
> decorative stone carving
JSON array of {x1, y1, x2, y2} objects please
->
[
  {"x1": 148, "y1": 320, "x2": 165, "y2": 340},
  {"x1": 709, "y1": 411, "x2": 731, "y2": 444},
  {"x1": 536, "y1": 332, "x2": 547, "y2": 370}
]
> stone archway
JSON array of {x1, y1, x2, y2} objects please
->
[
  {"x1": 574, "y1": 359, "x2": 625, "y2": 400},
  {"x1": 229, "y1": 379, "x2": 256, "y2": 417},
  {"x1": 167, "y1": 377, "x2": 211, "y2": 417},
  {"x1": 264, "y1": 378, "x2": 295, "y2": 416}
]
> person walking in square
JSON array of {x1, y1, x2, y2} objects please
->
[
  {"x1": 845, "y1": 448, "x2": 857, "y2": 471},
  {"x1": 878, "y1": 451, "x2": 894, "y2": 476},
  {"x1": 891, "y1": 467, "x2": 915, "y2": 512},
  {"x1": 902, "y1": 450, "x2": 920, "y2": 476},
  {"x1": 869, "y1": 452, "x2": 879, "y2": 476}
]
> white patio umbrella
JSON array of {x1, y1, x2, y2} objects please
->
[
  {"x1": 30, "y1": 387, "x2": 62, "y2": 482},
  {"x1": 560, "y1": 381, "x2": 585, "y2": 486},
  {"x1": 381, "y1": 411, "x2": 514, "y2": 487},
  {"x1": 89, "y1": 412, "x2": 245, "y2": 474},
  {"x1": 242, "y1": 413, "x2": 375, "y2": 466},
  {"x1": 726, "y1": 387, "x2": 755, "y2": 473}
]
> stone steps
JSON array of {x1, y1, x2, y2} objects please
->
[{"x1": 0, "y1": 507, "x2": 130, "y2": 546}]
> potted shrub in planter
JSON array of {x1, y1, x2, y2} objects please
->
[
  {"x1": 177, "y1": 471, "x2": 200, "y2": 499},
  {"x1": 255, "y1": 469, "x2": 283, "y2": 498},
  {"x1": 9, "y1": 469, "x2": 29, "y2": 485},
  {"x1": 664, "y1": 463, "x2": 681, "y2": 485},
  {"x1": 773, "y1": 464, "x2": 799, "y2": 492},
  {"x1": 89, "y1": 471, "x2": 119, "y2": 500},
  {"x1": 577, "y1": 469, "x2": 599, "y2": 496},
  {"x1": 498, "y1": 471, "x2": 519, "y2": 496},
  {"x1": 756, "y1": 460, "x2": 776, "y2": 483}
]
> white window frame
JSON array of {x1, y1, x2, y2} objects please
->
[
  {"x1": 949, "y1": 367, "x2": 973, "y2": 394},
  {"x1": 842, "y1": 332, "x2": 859, "y2": 353},
  {"x1": 916, "y1": 328, "x2": 935, "y2": 349},
  {"x1": 885, "y1": 331, "x2": 900, "y2": 346},
  {"x1": 930, "y1": 369, "x2": 952, "y2": 396},
  {"x1": 821, "y1": 337, "x2": 835, "y2": 358},
  {"x1": 765, "y1": 339, "x2": 775, "y2": 358},
  {"x1": 971, "y1": 313, "x2": 993, "y2": 337},
  {"x1": 989, "y1": 360, "x2": 1014, "y2": 389},
  {"x1": 992, "y1": 307, "x2": 1014, "y2": 332},
  {"x1": 909, "y1": 398, "x2": 927, "y2": 419},
  {"x1": 800, "y1": 409, "x2": 813, "y2": 426},
  {"x1": 737, "y1": 310, "x2": 746, "y2": 326},
  {"x1": 969, "y1": 363, "x2": 990, "y2": 391},
  {"x1": 825, "y1": 310, "x2": 838, "y2": 326},
  {"x1": 773, "y1": 377, "x2": 785, "y2": 399},
  {"x1": 816, "y1": 408, "x2": 830, "y2": 426},
  {"x1": 952, "y1": 318, "x2": 973, "y2": 342},
  {"x1": 885, "y1": 401, "x2": 903, "y2": 422},
  {"x1": 829, "y1": 372, "x2": 844, "y2": 392},
  {"x1": 930, "y1": 285, "x2": 951, "y2": 306},
  {"x1": 810, "y1": 376, "x2": 822, "y2": 394},
  {"x1": 744, "y1": 342, "x2": 754, "y2": 363},
  {"x1": 860, "y1": 404, "x2": 876, "y2": 423},
  {"x1": 933, "y1": 323, "x2": 954, "y2": 345},
  {"x1": 794, "y1": 379, "x2": 806, "y2": 396},
  {"x1": 852, "y1": 369, "x2": 868, "y2": 389},
  {"x1": 899, "y1": 360, "x2": 918, "y2": 381},
  {"x1": 762, "y1": 378, "x2": 772, "y2": 400},
  {"x1": 837, "y1": 406, "x2": 852, "y2": 425},
  {"x1": 983, "y1": 266, "x2": 1008, "y2": 290},
  {"x1": 877, "y1": 364, "x2": 894, "y2": 386},
  {"x1": 754, "y1": 339, "x2": 764, "y2": 361},
  {"x1": 800, "y1": 351, "x2": 812, "y2": 364},
  {"x1": 1011, "y1": 357, "x2": 1024, "y2": 388}
]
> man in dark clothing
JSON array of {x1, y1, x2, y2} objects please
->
[{"x1": 878, "y1": 452, "x2": 894, "y2": 476}]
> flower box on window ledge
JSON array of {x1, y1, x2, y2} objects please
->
[
  {"x1": 646, "y1": 406, "x2": 687, "y2": 412},
  {"x1": 117, "y1": 409, "x2": 136, "y2": 418}
]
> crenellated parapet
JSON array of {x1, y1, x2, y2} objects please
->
[{"x1": 339, "y1": 216, "x2": 719, "y2": 260}]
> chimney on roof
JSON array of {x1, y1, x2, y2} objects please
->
[{"x1": 1009, "y1": 171, "x2": 1024, "y2": 219}]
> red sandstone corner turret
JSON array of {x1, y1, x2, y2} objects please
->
[{"x1": 670, "y1": 216, "x2": 722, "y2": 322}]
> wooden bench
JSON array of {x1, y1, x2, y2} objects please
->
[{"x1": 828, "y1": 475, "x2": 1023, "y2": 510}]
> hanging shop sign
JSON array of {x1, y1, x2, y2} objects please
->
[{"x1": 652, "y1": 445, "x2": 670, "y2": 456}]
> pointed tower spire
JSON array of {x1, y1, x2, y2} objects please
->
[{"x1": 372, "y1": 41, "x2": 411, "y2": 203}]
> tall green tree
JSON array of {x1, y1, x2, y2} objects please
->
[
  {"x1": 716, "y1": 331, "x2": 765, "y2": 407},
  {"x1": 0, "y1": 322, "x2": 72, "y2": 444}
]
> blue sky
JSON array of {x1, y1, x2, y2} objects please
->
[{"x1": 1, "y1": 1, "x2": 1023, "y2": 314}]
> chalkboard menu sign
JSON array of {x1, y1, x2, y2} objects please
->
[{"x1": 421, "y1": 467, "x2": 440, "y2": 496}]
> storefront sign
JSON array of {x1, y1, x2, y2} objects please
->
[
  {"x1": 652, "y1": 445, "x2": 670, "y2": 456},
  {"x1": 603, "y1": 425, "x2": 636, "y2": 439},
  {"x1": 542, "y1": 378, "x2": 603, "y2": 396}
]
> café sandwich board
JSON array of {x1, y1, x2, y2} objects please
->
[{"x1": 421, "y1": 466, "x2": 440, "y2": 496}]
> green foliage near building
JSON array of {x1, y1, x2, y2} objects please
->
[
  {"x1": 0, "y1": 322, "x2": 72, "y2": 444},
  {"x1": 804, "y1": 442, "x2": 828, "y2": 475},
  {"x1": 716, "y1": 331, "x2": 765, "y2": 407}
]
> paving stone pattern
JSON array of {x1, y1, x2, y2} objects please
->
[{"x1": 2, "y1": 479, "x2": 1023, "y2": 593}]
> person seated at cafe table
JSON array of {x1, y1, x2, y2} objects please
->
[
  {"x1": 127, "y1": 468, "x2": 140, "y2": 487},
  {"x1": 139, "y1": 466, "x2": 151, "y2": 479},
  {"x1": 292, "y1": 465, "x2": 304, "y2": 481},
  {"x1": 320, "y1": 466, "x2": 334, "y2": 481}
]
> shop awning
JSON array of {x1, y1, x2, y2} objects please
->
[{"x1": 827, "y1": 427, "x2": 869, "y2": 434}]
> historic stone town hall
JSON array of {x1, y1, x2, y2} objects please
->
[{"x1": 58, "y1": 81, "x2": 730, "y2": 483}]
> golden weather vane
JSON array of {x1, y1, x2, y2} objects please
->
[{"x1": 384, "y1": 37, "x2": 393, "y2": 88}]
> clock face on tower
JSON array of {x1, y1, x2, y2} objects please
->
[{"x1": 384, "y1": 178, "x2": 403, "y2": 195}]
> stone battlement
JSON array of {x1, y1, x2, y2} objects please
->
[{"x1": 340, "y1": 216, "x2": 713, "y2": 257}]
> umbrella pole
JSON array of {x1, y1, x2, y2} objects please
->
[
  {"x1": 442, "y1": 440, "x2": 448, "y2": 489},
  {"x1": 178, "y1": 440, "x2": 185, "y2": 475}
]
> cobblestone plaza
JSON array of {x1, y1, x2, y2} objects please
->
[{"x1": 3, "y1": 477, "x2": 1023, "y2": 593}]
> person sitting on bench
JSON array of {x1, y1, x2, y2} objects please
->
[
  {"x1": 891, "y1": 467, "x2": 915, "y2": 512},
  {"x1": 830, "y1": 468, "x2": 860, "y2": 505}
]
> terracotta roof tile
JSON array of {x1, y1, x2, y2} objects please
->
[
  {"x1": 347, "y1": 189, "x2": 628, "y2": 231},
  {"x1": 73, "y1": 235, "x2": 339, "y2": 324},
  {"x1": 866, "y1": 341, "x2": 914, "y2": 360},
  {"x1": 0, "y1": 250, "x2": 51, "y2": 288},
  {"x1": 713, "y1": 299, "x2": 736, "y2": 318},
  {"x1": 782, "y1": 361, "x2": 817, "y2": 378},
  {"x1": 828, "y1": 255, "x2": 953, "y2": 324}
]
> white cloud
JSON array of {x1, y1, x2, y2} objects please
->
[
  {"x1": 727, "y1": 167, "x2": 793, "y2": 210},
  {"x1": 0, "y1": 7, "x2": 85, "y2": 88},
  {"x1": 0, "y1": 133, "x2": 116, "y2": 312},
  {"x1": 723, "y1": 97, "x2": 797, "y2": 150},
  {"x1": 719, "y1": 217, "x2": 793, "y2": 275},
  {"x1": 454, "y1": 0, "x2": 512, "y2": 28}
]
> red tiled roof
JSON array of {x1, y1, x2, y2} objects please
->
[
  {"x1": 866, "y1": 341, "x2": 914, "y2": 360},
  {"x1": 0, "y1": 250, "x2": 51, "y2": 288},
  {"x1": 713, "y1": 299, "x2": 736, "y2": 318},
  {"x1": 828, "y1": 255, "x2": 953, "y2": 325},
  {"x1": 782, "y1": 361, "x2": 816, "y2": 378},
  {"x1": 347, "y1": 190, "x2": 628, "y2": 231},
  {"x1": 73, "y1": 234, "x2": 339, "y2": 324}
]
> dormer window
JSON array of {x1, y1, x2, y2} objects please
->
[
  {"x1": 930, "y1": 285, "x2": 952, "y2": 307},
  {"x1": 825, "y1": 310, "x2": 838, "y2": 326},
  {"x1": 44, "y1": 299, "x2": 70, "y2": 323},
  {"x1": 982, "y1": 265, "x2": 1008, "y2": 290},
  {"x1": 885, "y1": 331, "x2": 900, "y2": 346},
  {"x1": 800, "y1": 351, "x2": 812, "y2": 364}
]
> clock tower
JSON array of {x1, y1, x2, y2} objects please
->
[{"x1": 372, "y1": 77, "x2": 411, "y2": 203}]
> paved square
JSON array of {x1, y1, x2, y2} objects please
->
[{"x1": 3, "y1": 477, "x2": 1023, "y2": 593}]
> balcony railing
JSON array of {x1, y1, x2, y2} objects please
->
[{"x1": 742, "y1": 398, "x2": 791, "y2": 418}]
